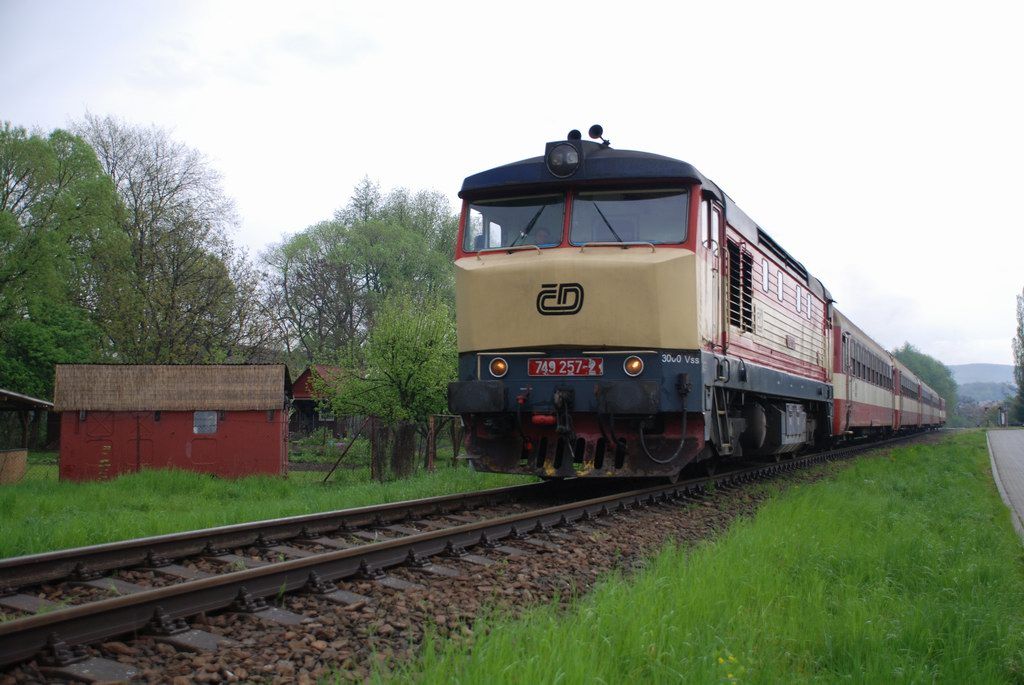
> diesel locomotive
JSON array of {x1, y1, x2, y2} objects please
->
[{"x1": 447, "y1": 126, "x2": 945, "y2": 479}]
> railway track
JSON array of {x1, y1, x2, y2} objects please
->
[
  {"x1": 0, "y1": 479, "x2": 592, "y2": 590},
  {"x1": 0, "y1": 433, "x2": 927, "y2": 679}
]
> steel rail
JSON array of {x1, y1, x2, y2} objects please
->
[
  {"x1": 0, "y1": 480, "x2": 571, "y2": 590},
  {"x1": 0, "y1": 436, "x2": 913, "y2": 667}
]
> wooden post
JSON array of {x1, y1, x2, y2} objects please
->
[
  {"x1": 426, "y1": 415, "x2": 436, "y2": 472},
  {"x1": 19, "y1": 411, "x2": 29, "y2": 449},
  {"x1": 369, "y1": 416, "x2": 381, "y2": 482},
  {"x1": 451, "y1": 417, "x2": 463, "y2": 466}
]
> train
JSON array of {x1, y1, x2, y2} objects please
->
[{"x1": 447, "y1": 126, "x2": 945, "y2": 479}]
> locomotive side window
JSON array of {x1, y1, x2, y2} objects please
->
[
  {"x1": 761, "y1": 259, "x2": 770, "y2": 292},
  {"x1": 569, "y1": 189, "x2": 688, "y2": 245},
  {"x1": 699, "y1": 200, "x2": 709, "y2": 246},
  {"x1": 466, "y1": 209, "x2": 484, "y2": 249},
  {"x1": 462, "y1": 195, "x2": 565, "y2": 251},
  {"x1": 776, "y1": 270, "x2": 784, "y2": 302}
]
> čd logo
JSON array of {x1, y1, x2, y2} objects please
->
[{"x1": 537, "y1": 283, "x2": 584, "y2": 316}]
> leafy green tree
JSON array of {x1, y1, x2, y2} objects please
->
[
  {"x1": 892, "y1": 342, "x2": 957, "y2": 414},
  {"x1": 1013, "y1": 289, "x2": 1024, "y2": 422},
  {"x1": 320, "y1": 293, "x2": 456, "y2": 479},
  {"x1": 346, "y1": 183, "x2": 456, "y2": 303},
  {"x1": 0, "y1": 122, "x2": 121, "y2": 396},
  {"x1": 263, "y1": 220, "x2": 366, "y2": 364},
  {"x1": 325, "y1": 292, "x2": 455, "y2": 422},
  {"x1": 336, "y1": 175, "x2": 383, "y2": 224},
  {"x1": 263, "y1": 179, "x2": 456, "y2": 365},
  {"x1": 0, "y1": 301, "x2": 100, "y2": 398},
  {"x1": 367, "y1": 186, "x2": 459, "y2": 263},
  {"x1": 345, "y1": 215, "x2": 451, "y2": 302},
  {"x1": 76, "y1": 114, "x2": 274, "y2": 363}
]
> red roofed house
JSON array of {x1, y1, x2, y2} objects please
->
[{"x1": 290, "y1": 365, "x2": 343, "y2": 437}]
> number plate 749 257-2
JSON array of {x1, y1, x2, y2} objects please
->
[{"x1": 527, "y1": 357, "x2": 604, "y2": 377}]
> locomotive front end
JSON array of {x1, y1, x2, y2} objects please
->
[{"x1": 448, "y1": 129, "x2": 713, "y2": 478}]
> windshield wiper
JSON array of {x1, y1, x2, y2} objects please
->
[
  {"x1": 509, "y1": 205, "x2": 547, "y2": 247},
  {"x1": 591, "y1": 202, "x2": 624, "y2": 242}
]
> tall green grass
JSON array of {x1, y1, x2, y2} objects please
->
[
  {"x1": 402, "y1": 431, "x2": 1024, "y2": 683},
  {"x1": 0, "y1": 465, "x2": 533, "y2": 558}
]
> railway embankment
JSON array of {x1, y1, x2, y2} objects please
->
[{"x1": 398, "y1": 430, "x2": 1024, "y2": 683}]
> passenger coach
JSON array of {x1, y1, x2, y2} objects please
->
[{"x1": 448, "y1": 127, "x2": 944, "y2": 479}]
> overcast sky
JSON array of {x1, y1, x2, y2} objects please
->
[{"x1": 2, "y1": 0, "x2": 1021, "y2": 365}]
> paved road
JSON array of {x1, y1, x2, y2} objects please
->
[{"x1": 987, "y1": 430, "x2": 1024, "y2": 538}]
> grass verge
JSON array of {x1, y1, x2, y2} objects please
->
[
  {"x1": 0, "y1": 464, "x2": 534, "y2": 559},
  {"x1": 399, "y1": 431, "x2": 1024, "y2": 683}
]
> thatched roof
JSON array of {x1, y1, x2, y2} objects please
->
[{"x1": 53, "y1": 365, "x2": 291, "y2": 412}]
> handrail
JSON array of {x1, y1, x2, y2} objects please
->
[
  {"x1": 475, "y1": 245, "x2": 542, "y2": 259},
  {"x1": 578, "y1": 241, "x2": 656, "y2": 253}
]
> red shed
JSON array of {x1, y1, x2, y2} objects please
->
[{"x1": 54, "y1": 365, "x2": 291, "y2": 481}]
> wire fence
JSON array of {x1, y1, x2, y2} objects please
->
[
  {"x1": 291, "y1": 414, "x2": 465, "y2": 483},
  {"x1": 0, "y1": 450, "x2": 57, "y2": 484}
]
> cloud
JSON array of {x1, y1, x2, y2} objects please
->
[{"x1": 275, "y1": 30, "x2": 374, "y2": 68}]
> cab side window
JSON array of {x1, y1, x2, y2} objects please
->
[{"x1": 700, "y1": 200, "x2": 709, "y2": 246}]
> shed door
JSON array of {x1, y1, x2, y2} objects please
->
[
  {"x1": 84, "y1": 412, "x2": 121, "y2": 479},
  {"x1": 127, "y1": 413, "x2": 158, "y2": 470}
]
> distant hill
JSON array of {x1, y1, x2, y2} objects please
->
[
  {"x1": 949, "y1": 363, "x2": 1015, "y2": 385},
  {"x1": 959, "y1": 382, "x2": 1016, "y2": 404}
]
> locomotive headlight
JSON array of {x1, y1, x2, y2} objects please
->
[
  {"x1": 623, "y1": 356, "x2": 644, "y2": 377},
  {"x1": 489, "y1": 357, "x2": 509, "y2": 378},
  {"x1": 545, "y1": 142, "x2": 581, "y2": 178}
]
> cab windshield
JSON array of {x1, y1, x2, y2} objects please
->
[
  {"x1": 463, "y1": 195, "x2": 565, "y2": 252},
  {"x1": 569, "y1": 189, "x2": 688, "y2": 245}
]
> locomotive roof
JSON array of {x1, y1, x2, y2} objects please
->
[
  {"x1": 459, "y1": 143, "x2": 712, "y2": 197},
  {"x1": 460, "y1": 140, "x2": 832, "y2": 303}
]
